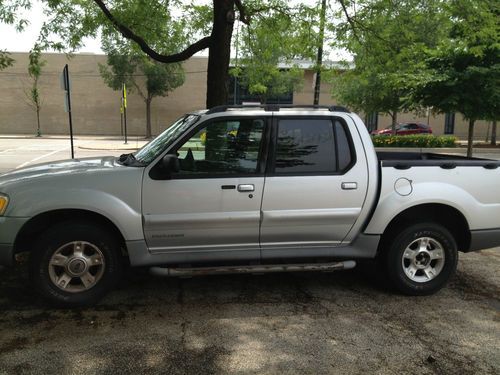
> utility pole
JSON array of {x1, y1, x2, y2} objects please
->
[{"x1": 313, "y1": 0, "x2": 327, "y2": 105}]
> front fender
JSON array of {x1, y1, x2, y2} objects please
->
[{"x1": 9, "y1": 188, "x2": 143, "y2": 241}]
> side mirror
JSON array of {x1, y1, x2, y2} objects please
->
[{"x1": 161, "y1": 154, "x2": 180, "y2": 173}]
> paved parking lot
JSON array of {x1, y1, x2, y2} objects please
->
[
  {"x1": 0, "y1": 251, "x2": 499, "y2": 374},
  {"x1": 0, "y1": 136, "x2": 499, "y2": 374}
]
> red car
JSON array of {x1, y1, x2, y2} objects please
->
[{"x1": 371, "y1": 122, "x2": 433, "y2": 136}]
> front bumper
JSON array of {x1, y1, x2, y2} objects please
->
[
  {"x1": 468, "y1": 228, "x2": 500, "y2": 252},
  {"x1": 0, "y1": 216, "x2": 30, "y2": 266}
]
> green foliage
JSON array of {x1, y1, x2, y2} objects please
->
[
  {"x1": 372, "y1": 135, "x2": 458, "y2": 148},
  {"x1": 26, "y1": 44, "x2": 46, "y2": 136},
  {"x1": 231, "y1": 0, "x2": 318, "y2": 103},
  {"x1": 329, "y1": 0, "x2": 449, "y2": 119},
  {"x1": 0, "y1": 50, "x2": 14, "y2": 70},
  {"x1": 0, "y1": 0, "x2": 32, "y2": 69},
  {"x1": 99, "y1": 35, "x2": 185, "y2": 137},
  {"x1": 0, "y1": 0, "x2": 31, "y2": 30},
  {"x1": 37, "y1": 0, "x2": 189, "y2": 54},
  {"x1": 410, "y1": 0, "x2": 500, "y2": 123},
  {"x1": 99, "y1": 40, "x2": 185, "y2": 102}
]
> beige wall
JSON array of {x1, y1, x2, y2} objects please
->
[
  {"x1": 0, "y1": 52, "x2": 207, "y2": 137},
  {"x1": 0, "y1": 52, "x2": 494, "y2": 140}
]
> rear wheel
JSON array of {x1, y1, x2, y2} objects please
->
[
  {"x1": 385, "y1": 222, "x2": 458, "y2": 295},
  {"x1": 30, "y1": 221, "x2": 123, "y2": 307}
]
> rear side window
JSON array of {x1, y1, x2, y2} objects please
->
[{"x1": 274, "y1": 118, "x2": 353, "y2": 174}]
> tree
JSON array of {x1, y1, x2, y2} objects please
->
[
  {"x1": 0, "y1": 0, "x2": 32, "y2": 70},
  {"x1": 231, "y1": 2, "x2": 317, "y2": 103},
  {"x1": 330, "y1": 0, "x2": 449, "y2": 133},
  {"x1": 32, "y1": 0, "x2": 258, "y2": 108},
  {"x1": 99, "y1": 39, "x2": 185, "y2": 138},
  {"x1": 491, "y1": 120, "x2": 497, "y2": 146},
  {"x1": 2, "y1": 1, "x2": 322, "y2": 108},
  {"x1": 411, "y1": 0, "x2": 500, "y2": 156},
  {"x1": 25, "y1": 45, "x2": 46, "y2": 136}
]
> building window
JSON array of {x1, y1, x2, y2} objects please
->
[
  {"x1": 444, "y1": 113, "x2": 455, "y2": 134},
  {"x1": 365, "y1": 112, "x2": 378, "y2": 132},
  {"x1": 227, "y1": 74, "x2": 294, "y2": 105}
]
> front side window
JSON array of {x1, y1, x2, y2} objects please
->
[
  {"x1": 274, "y1": 118, "x2": 353, "y2": 174},
  {"x1": 174, "y1": 118, "x2": 265, "y2": 176},
  {"x1": 134, "y1": 114, "x2": 200, "y2": 164}
]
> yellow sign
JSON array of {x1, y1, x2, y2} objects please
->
[{"x1": 122, "y1": 83, "x2": 127, "y2": 109}]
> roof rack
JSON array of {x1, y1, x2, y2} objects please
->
[{"x1": 205, "y1": 104, "x2": 350, "y2": 115}]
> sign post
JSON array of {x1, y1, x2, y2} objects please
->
[
  {"x1": 60, "y1": 64, "x2": 74, "y2": 159},
  {"x1": 122, "y1": 83, "x2": 128, "y2": 144}
]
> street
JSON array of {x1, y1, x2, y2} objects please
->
[{"x1": 0, "y1": 136, "x2": 499, "y2": 374}]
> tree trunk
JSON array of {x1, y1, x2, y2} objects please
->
[
  {"x1": 313, "y1": 0, "x2": 327, "y2": 106},
  {"x1": 206, "y1": 0, "x2": 235, "y2": 108},
  {"x1": 391, "y1": 111, "x2": 398, "y2": 135},
  {"x1": 36, "y1": 106, "x2": 41, "y2": 137},
  {"x1": 145, "y1": 97, "x2": 152, "y2": 139},
  {"x1": 467, "y1": 119, "x2": 475, "y2": 157},
  {"x1": 491, "y1": 119, "x2": 497, "y2": 146}
]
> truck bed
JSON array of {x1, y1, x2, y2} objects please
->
[{"x1": 377, "y1": 151, "x2": 500, "y2": 169}]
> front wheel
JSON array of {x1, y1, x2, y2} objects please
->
[
  {"x1": 385, "y1": 222, "x2": 458, "y2": 295},
  {"x1": 30, "y1": 221, "x2": 123, "y2": 307}
]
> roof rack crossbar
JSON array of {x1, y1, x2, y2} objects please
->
[{"x1": 205, "y1": 104, "x2": 350, "y2": 114}]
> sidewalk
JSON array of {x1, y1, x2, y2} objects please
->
[
  {"x1": 0, "y1": 134, "x2": 149, "y2": 151},
  {"x1": 1, "y1": 134, "x2": 499, "y2": 153}
]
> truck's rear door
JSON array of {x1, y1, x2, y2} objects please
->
[{"x1": 260, "y1": 114, "x2": 370, "y2": 259}]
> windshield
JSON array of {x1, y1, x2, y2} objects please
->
[{"x1": 134, "y1": 114, "x2": 200, "y2": 164}]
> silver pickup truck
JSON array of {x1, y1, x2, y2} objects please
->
[{"x1": 1, "y1": 105, "x2": 499, "y2": 306}]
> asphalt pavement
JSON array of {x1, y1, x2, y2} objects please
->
[{"x1": 0, "y1": 251, "x2": 498, "y2": 374}]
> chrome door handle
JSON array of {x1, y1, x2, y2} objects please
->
[
  {"x1": 341, "y1": 182, "x2": 358, "y2": 190},
  {"x1": 238, "y1": 184, "x2": 255, "y2": 192}
]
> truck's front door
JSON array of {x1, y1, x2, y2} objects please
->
[
  {"x1": 142, "y1": 117, "x2": 268, "y2": 262},
  {"x1": 260, "y1": 116, "x2": 369, "y2": 259}
]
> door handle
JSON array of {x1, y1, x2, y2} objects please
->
[
  {"x1": 238, "y1": 184, "x2": 255, "y2": 192},
  {"x1": 341, "y1": 182, "x2": 358, "y2": 190}
]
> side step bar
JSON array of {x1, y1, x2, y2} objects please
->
[{"x1": 150, "y1": 260, "x2": 356, "y2": 277}]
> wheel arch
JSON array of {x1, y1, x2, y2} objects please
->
[
  {"x1": 14, "y1": 209, "x2": 128, "y2": 258},
  {"x1": 378, "y1": 203, "x2": 470, "y2": 254}
]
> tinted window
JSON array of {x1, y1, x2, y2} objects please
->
[
  {"x1": 335, "y1": 120, "x2": 353, "y2": 171},
  {"x1": 275, "y1": 119, "x2": 336, "y2": 173},
  {"x1": 175, "y1": 119, "x2": 264, "y2": 175}
]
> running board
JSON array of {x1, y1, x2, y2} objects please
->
[{"x1": 149, "y1": 260, "x2": 356, "y2": 277}]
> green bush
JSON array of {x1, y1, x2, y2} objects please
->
[{"x1": 371, "y1": 135, "x2": 457, "y2": 148}]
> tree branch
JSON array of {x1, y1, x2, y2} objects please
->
[
  {"x1": 234, "y1": 0, "x2": 251, "y2": 25},
  {"x1": 338, "y1": 0, "x2": 361, "y2": 43},
  {"x1": 93, "y1": 0, "x2": 211, "y2": 63}
]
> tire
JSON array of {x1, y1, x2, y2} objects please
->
[
  {"x1": 30, "y1": 221, "x2": 123, "y2": 307},
  {"x1": 385, "y1": 222, "x2": 458, "y2": 296}
]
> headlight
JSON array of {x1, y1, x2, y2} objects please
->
[{"x1": 0, "y1": 194, "x2": 9, "y2": 216}]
